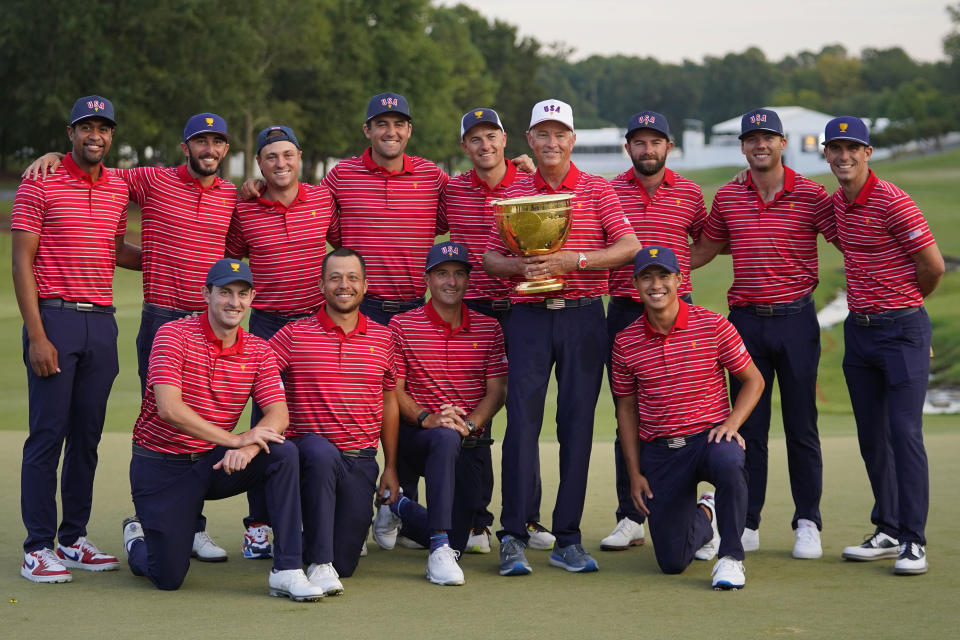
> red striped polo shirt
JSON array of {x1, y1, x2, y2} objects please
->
[
  {"x1": 133, "y1": 313, "x2": 286, "y2": 454},
  {"x1": 486, "y1": 162, "x2": 634, "y2": 302},
  {"x1": 703, "y1": 166, "x2": 837, "y2": 306},
  {"x1": 831, "y1": 170, "x2": 936, "y2": 313},
  {"x1": 609, "y1": 168, "x2": 707, "y2": 299},
  {"x1": 440, "y1": 160, "x2": 517, "y2": 300},
  {"x1": 388, "y1": 302, "x2": 508, "y2": 432},
  {"x1": 121, "y1": 165, "x2": 237, "y2": 311},
  {"x1": 611, "y1": 301, "x2": 753, "y2": 441},
  {"x1": 11, "y1": 154, "x2": 128, "y2": 306},
  {"x1": 269, "y1": 305, "x2": 397, "y2": 449},
  {"x1": 322, "y1": 148, "x2": 449, "y2": 300},
  {"x1": 226, "y1": 182, "x2": 335, "y2": 315}
]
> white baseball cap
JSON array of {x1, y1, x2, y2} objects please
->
[{"x1": 529, "y1": 98, "x2": 574, "y2": 131}]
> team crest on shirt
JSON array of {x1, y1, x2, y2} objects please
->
[
  {"x1": 240, "y1": 364, "x2": 246, "y2": 371},
  {"x1": 473, "y1": 342, "x2": 478, "y2": 349},
  {"x1": 370, "y1": 347, "x2": 375, "y2": 353},
  {"x1": 676, "y1": 199, "x2": 681, "y2": 206},
  {"x1": 691, "y1": 342, "x2": 697, "y2": 348},
  {"x1": 413, "y1": 183, "x2": 419, "y2": 189},
  {"x1": 839, "y1": 123, "x2": 849, "y2": 133}
]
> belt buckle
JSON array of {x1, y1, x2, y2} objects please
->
[
  {"x1": 491, "y1": 299, "x2": 511, "y2": 311},
  {"x1": 666, "y1": 437, "x2": 686, "y2": 449},
  {"x1": 189, "y1": 452, "x2": 205, "y2": 461},
  {"x1": 545, "y1": 298, "x2": 565, "y2": 310},
  {"x1": 75, "y1": 302, "x2": 94, "y2": 312},
  {"x1": 754, "y1": 305, "x2": 774, "y2": 317},
  {"x1": 854, "y1": 314, "x2": 871, "y2": 327},
  {"x1": 381, "y1": 301, "x2": 400, "y2": 313}
]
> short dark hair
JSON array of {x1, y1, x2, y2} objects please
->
[{"x1": 322, "y1": 246, "x2": 366, "y2": 278}]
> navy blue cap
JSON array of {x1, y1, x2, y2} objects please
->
[
  {"x1": 425, "y1": 241, "x2": 472, "y2": 273},
  {"x1": 633, "y1": 246, "x2": 680, "y2": 276},
  {"x1": 823, "y1": 116, "x2": 870, "y2": 146},
  {"x1": 70, "y1": 95, "x2": 116, "y2": 127},
  {"x1": 460, "y1": 108, "x2": 504, "y2": 139},
  {"x1": 739, "y1": 108, "x2": 783, "y2": 139},
  {"x1": 183, "y1": 113, "x2": 230, "y2": 142},
  {"x1": 206, "y1": 259, "x2": 254, "y2": 288},
  {"x1": 625, "y1": 111, "x2": 671, "y2": 140},
  {"x1": 256, "y1": 125, "x2": 301, "y2": 155},
  {"x1": 366, "y1": 92, "x2": 411, "y2": 122}
]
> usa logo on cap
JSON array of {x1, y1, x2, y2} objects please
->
[
  {"x1": 640, "y1": 114, "x2": 655, "y2": 125},
  {"x1": 749, "y1": 113, "x2": 767, "y2": 125},
  {"x1": 544, "y1": 104, "x2": 562, "y2": 114},
  {"x1": 381, "y1": 97, "x2": 398, "y2": 108},
  {"x1": 87, "y1": 100, "x2": 105, "y2": 112}
]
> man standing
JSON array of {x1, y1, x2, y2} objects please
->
[
  {"x1": 122, "y1": 259, "x2": 321, "y2": 601},
  {"x1": 441, "y1": 108, "x2": 551, "y2": 554},
  {"x1": 484, "y1": 98, "x2": 639, "y2": 576},
  {"x1": 24, "y1": 111, "x2": 238, "y2": 562},
  {"x1": 227, "y1": 125, "x2": 337, "y2": 558},
  {"x1": 13, "y1": 95, "x2": 140, "y2": 583},
  {"x1": 612, "y1": 246, "x2": 764, "y2": 590},
  {"x1": 268, "y1": 248, "x2": 400, "y2": 589},
  {"x1": 823, "y1": 117, "x2": 943, "y2": 575},
  {"x1": 373, "y1": 241, "x2": 508, "y2": 585},
  {"x1": 322, "y1": 92, "x2": 448, "y2": 326},
  {"x1": 601, "y1": 110, "x2": 708, "y2": 552},
  {"x1": 691, "y1": 108, "x2": 837, "y2": 559}
]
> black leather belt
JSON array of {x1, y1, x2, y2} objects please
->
[
  {"x1": 341, "y1": 448, "x2": 377, "y2": 458},
  {"x1": 40, "y1": 298, "x2": 116, "y2": 314},
  {"x1": 252, "y1": 308, "x2": 313, "y2": 322},
  {"x1": 365, "y1": 297, "x2": 425, "y2": 313},
  {"x1": 142, "y1": 302, "x2": 201, "y2": 319},
  {"x1": 132, "y1": 443, "x2": 210, "y2": 462},
  {"x1": 522, "y1": 296, "x2": 601, "y2": 310},
  {"x1": 467, "y1": 298, "x2": 511, "y2": 312},
  {"x1": 735, "y1": 293, "x2": 813, "y2": 317},
  {"x1": 646, "y1": 429, "x2": 709, "y2": 449},
  {"x1": 852, "y1": 307, "x2": 921, "y2": 327},
  {"x1": 461, "y1": 433, "x2": 494, "y2": 449}
]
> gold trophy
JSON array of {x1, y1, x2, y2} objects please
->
[{"x1": 490, "y1": 194, "x2": 574, "y2": 294}]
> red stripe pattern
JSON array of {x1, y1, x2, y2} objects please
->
[
  {"x1": 831, "y1": 171, "x2": 936, "y2": 313},
  {"x1": 11, "y1": 154, "x2": 128, "y2": 305},
  {"x1": 611, "y1": 301, "x2": 753, "y2": 441},
  {"x1": 322, "y1": 148, "x2": 449, "y2": 300},
  {"x1": 122, "y1": 165, "x2": 236, "y2": 310},
  {"x1": 227, "y1": 182, "x2": 336, "y2": 315},
  {"x1": 389, "y1": 303, "x2": 507, "y2": 431},
  {"x1": 486, "y1": 163, "x2": 634, "y2": 302},
  {"x1": 133, "y1": 314, "x2": 286, "y2": 454},
  {"x1": 608, "y1": 168, "x2": 707, "y2": 298},
  {"x1": 440, "y1": 162, "x2": 517, "y2": 300},
  {"x1": 703, "y1": 167, "x2": 836, "y2": 306},
  {"x1": 269, "y1": 306, "x2": 397, "y2": 449}
]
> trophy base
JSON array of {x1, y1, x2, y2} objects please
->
[{"x1": 515, "y1": 277, "x2": 566, "y2": 295}]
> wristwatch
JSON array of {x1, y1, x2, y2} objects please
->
[
  {"x1": 416, "y1": 410, "x2": 430, "y2": 427},
  {"x1": 466, "y1": 420, "x2": 477, "y2": 433},
  {"x1": 577, "y1": 252, "x2": 588, "y2": 270}
]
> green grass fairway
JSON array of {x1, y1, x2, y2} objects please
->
[{"x1": 1, "y1": 432, "x2": 958, "y2": 639}]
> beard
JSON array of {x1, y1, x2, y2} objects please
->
[
  {"x1": 187, "y1": 149, "x2": 221, "y2": 177},
  {"x1": 631, "y1": 153, "x2": 666, "y2": 176}
]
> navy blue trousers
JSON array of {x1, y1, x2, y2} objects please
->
[
  {"x1": 642, "y1": 432, "x2": 747, "y2": 573},
  {"x1": 498, "y1": 301, "x2": 606, "y2": 548},
  {"x1": 21, "y1": 307, "x2": 118, "y2": 552},
  {"x1": 294, "y1": 434, "x2": 377, "y2": 577},
  {"x1": 843, "y1": 309, "x2": 931, "y2": 545},
  {"x1": 243, "y1": 308, "x2": 310, "y2": 529},
  {"x1": 396, "y1": 444, "x2": 488, "y2": 552},
  {"x1": 136, "y1": 304, "x2": 208, "y2": 534},
  {"x1": 127, "y1": 441, "x2": 302, "y2": 590},
  {"x1": 728, "y1": 304, "x2": 823, "y2": 530}
]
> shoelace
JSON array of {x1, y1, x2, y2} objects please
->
[
  {"x1": 712, "y1": 557, "x2": 744, "y2": 576},
  {"x1": 37, "y1": 548, "x2": 63, "y2": 567},
  {"x1": 612, "y1": 519, "x2": 635, "y2": 536},
  {"x1": 900, "y1": 542, "x2": 922, "y2": 559},
  {"x1": 195, "y1": 532, "x2": 216, "y2": 546},
  {"x1": 73, "y1": 537, "x2": 103, "y2": 557},
  {"x1": 796, "y1": 525, "x2": 818, "y2": 545}
]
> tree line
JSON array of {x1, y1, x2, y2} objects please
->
[{"x1": 2, "y1": 0, "x2": 958, "y2": 178}]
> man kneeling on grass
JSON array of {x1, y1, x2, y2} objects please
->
[
  {"x1": 611, "y1": 246, "x2": 764, "y2": 590},
  {"x1": 122, "y1": 259, "x2": 323, "y2": 601}
]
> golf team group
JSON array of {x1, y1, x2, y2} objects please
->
[{"x1": 12, "y1": 88, "x2": 943, "y2": 599}]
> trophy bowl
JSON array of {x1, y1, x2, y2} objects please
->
[{"x1": 490, "y1": 193, "x2": 574, "y2": 294}]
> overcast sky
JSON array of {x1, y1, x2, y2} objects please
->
[{"x1": 437, "y1": 0, "x2": 953, "y2": 63}]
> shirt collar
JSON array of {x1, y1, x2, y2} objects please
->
[
  {"x1": 469, "y1": 159, "x2": 518, "y2": 192},
  {"x1": 199, "y1": 311, "x2": 246, "y2": 356},
  {"x1": 360, "y1": 147, "x2": 413, "y2": 176},
  {"x1": 848, "y1": 169, "x2": 879, "y2": 206},
  {"x1": 425, "y1": 300, "x2": 471, "y2": 336},
  {"x1": 627, "y1": 167, "x2": 677, "y2": 196},
  {"x1": 745, "y1": 165, "x2": 795, "y2": 194},
  {"x1": 642, "y1": 299, "x2": 690, "y2": 338},
  {"x1": 62, "y1": 153, "x2": 108, "y2": 187},
  {"x1": 317, "y1": 302, "x2": 369, "y2": 338},
  {"x1": 175, "y1": 163, "x2": 223, "y2": 191},
  {"x1": 255, "y1": 182, "x2": 308, "y2": 211},
  {"x1": 533, "y1": 162, "x2": 580, "y2": 193}
]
